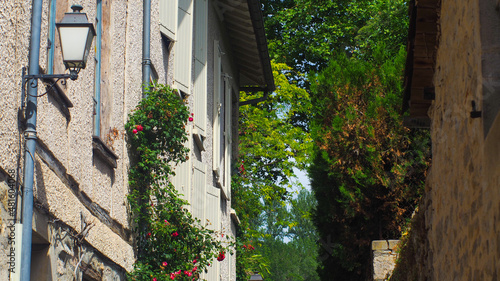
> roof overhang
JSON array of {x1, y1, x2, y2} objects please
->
[
  {"x1": 402, "y1": 0, "x2": 439, "y2": 128},
  {"x1": 215, "y1": 0, "x2": 275, "y2": 93}
]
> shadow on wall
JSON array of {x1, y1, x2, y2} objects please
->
[{"x1": 389, "y1": 198, "x2": 431, "y2": 281}]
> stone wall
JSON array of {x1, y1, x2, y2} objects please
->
[
  {"x1": 372, "y1": 240, "x2": 400, "y2": 281},
  {"x1": 393, "y1": 0, "x2": 500, "y2": 280}
]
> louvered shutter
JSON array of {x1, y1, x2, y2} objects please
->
[
  {"x1": 194, "y1": 0, "x2": 207, "y2": 135},
  {"x1": 213, "y1": 41, "x2": 222, "y2": 175},
  {"x1": 192, "y1": 160, "x2": 206, "y2": 221},
  {"x1": 174, "y1": 0, "x2": 193, "y2": 93},
  {"x1": 159, "y1": 0, "x2": 177, "y2": 40}
]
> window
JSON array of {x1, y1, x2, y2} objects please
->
[
  {"x1": 213, "y1": 41, "x2": 222, "y2": 177},
  {"x1": 213, "y1": 41, "x2": 232, "y2": 199}
]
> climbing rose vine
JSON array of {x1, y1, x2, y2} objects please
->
[{"x1": 126, "y1": 84, "x2": 232, "y2": 281}]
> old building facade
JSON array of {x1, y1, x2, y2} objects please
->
[
  {"x1": 400, "y1": 0, "x2": 500, "y2": 279},
  {"x1": 0, "y1": 0, "x2": 273, "y2": 280}
]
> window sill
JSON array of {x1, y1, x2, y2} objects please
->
[
  {"x1": 92, "y1": 136, "x2": 118, "y2": 168},
  {"x1": 214, "y1": 175, "x2": 230, "y2": 200},
  {"x1": 193, "y1": 127, "x2": 205, "y2": 151}
]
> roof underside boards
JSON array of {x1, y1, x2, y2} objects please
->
[
  {"x1": 215, "y1": 0, "x2": 275, "y2": 92},
  {"x1": 403, "y1": 0, "x2": 439, "y2": 128}
]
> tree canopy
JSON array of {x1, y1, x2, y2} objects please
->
[{"x1": 232, "y1": 0, "x2": 431, "y2": 280}]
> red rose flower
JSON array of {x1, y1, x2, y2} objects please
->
[
  {"x1": 136, "y1": 125, "x2": 144, "y2": 131},
  {"x1": 217, "y1": 252, "x2": 225, "y2": 261},
  {"x1": 171, "y1": 231, "x2": 179, "y2": 237},
  {"x1": 132, "y1": 129, "x2": 138, "y2": 134}
]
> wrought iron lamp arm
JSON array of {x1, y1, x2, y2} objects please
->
[{"x1": 21, "y1": 66, "x2": 79, "y2": 109}]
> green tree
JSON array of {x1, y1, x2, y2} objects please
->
[
  {"x1": 250, "y1": 2, "x2": 428, "y2": 281},
  {"x1": 262, "y1": 0, "x2": 372, "y2": 73},
  {"x1": 308, "y1": 45, "x2": 430, "y2": 281},
  {"x1": 258, "y1": 190, "x2": 321, "y2": 281},
  {"x1": 233, "y1": 61, "x2": 315, "y2": 280}
]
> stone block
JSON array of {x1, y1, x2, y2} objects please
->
[
  {"x1": 388, "y1": 240, "x2": 400, "y2": 251},
  {"x1": 372, "y1": 240, "x2": 389, "y2": 251}
]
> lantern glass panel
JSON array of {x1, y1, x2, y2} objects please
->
[{"x1": 58, "y1": 26, "x2": 91, "y2": 68}]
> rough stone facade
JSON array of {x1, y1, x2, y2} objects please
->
[
  {"x1": 395, "y1": 0, "x2": 500, "y2": 280},
  {"x1": 0, "y1": 0, "x2": 271, "y2": 280}
]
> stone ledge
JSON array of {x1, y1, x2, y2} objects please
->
[{"x1": 92, "y1": 136, "x2": 119, "y2": 168}]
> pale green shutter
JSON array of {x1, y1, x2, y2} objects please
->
[
  {"x1": 192, "y1": 160, "x2": 206, "y2": 221},
  {"x1": 222, "y1": 77, "x2": 232, "y2": 199},
  {"x1": 159, "y1": 0, "x2": 177, "y2": 39},
  {"x1": 174, "y1": 0, "x2": 193, "y2": 93},
  {"x1": 213, "y1": 41, "x2": 222, "y2": 175},
  {"x1": 194, "y1": 0, "x2": 207, "y2": 135},
  {"x1": 204, "y1": 184, "x2": 220, "y2": 280},
  {"x1": 171, "y1": 127, "x2": 192, "y2": 203}
]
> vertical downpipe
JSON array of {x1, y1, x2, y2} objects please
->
[
  {"x1": 94, "y1": 0, "x2": 102, "y2": 136},
  {"x1": 47, "y1": 0, "x2": 56, "y2": 74},
  {"x1": 20, "y1": 0, "x2": 43, "y2": 279},
  {"x1": 142, "y1": 0, "x2": 152, "y2": 97},
  {"x1": 138, "y1": 0, "x2": 152, "y2": 259}
]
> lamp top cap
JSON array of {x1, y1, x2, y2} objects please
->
[{"x1": 71, "y1": 5, "x2": 83, "y2": 12}]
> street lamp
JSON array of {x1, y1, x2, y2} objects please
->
[
  {"x1": 19, "y1": 4, "x2": 95, "y2": 281},
  {"x1": 56, "y1": 4, "x2": 96, "y2": 78},
  {"x1": 21, "y1": 4, "x2": 95, "y2": 106}
]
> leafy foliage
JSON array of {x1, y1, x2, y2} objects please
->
[
  {"x1": 126, "y1": 84, "x2": 231, "y2": 281},
  {"x1": 233, "y1": 61, "x2": 318, "y2": 280},
  {"x1": 258, "y1": 189, "x2": 321, "y2": 281},
  {"x1": 308, "y1": 45, "x2": 430, "y2": 280},
  {"x1": 262, "y1": 0, "x2": 372, "y2": 73}
]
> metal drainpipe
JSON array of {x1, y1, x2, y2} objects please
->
[
  {"x1": 142, "y1": 0, "x2": 152, "y2": 97},
  {"x1": 47, "y1": 0, "x2": 56, "y2": 74},
  {"x1": 137, "y1": 0, "x2": 152, "y2": 259},
  {"x1": 94, "y1": 0, "x2": 102, "y2": 136},
  {"x1": 239, "y1": 91, "x2": 269, "y2": 106},
  {"x1": 20, "y1": 0, "x2": 43, "y2": 279}
]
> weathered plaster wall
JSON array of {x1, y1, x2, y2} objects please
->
[
  {"x1": 1, "y1": 0, "x2": 241, "y2": 279},
  {"x1": 0, "y1": 0, "x2": 161, "y2": 278}
]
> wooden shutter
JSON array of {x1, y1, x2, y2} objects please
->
[
  {"x1": 174, "y1": 0, "x2": 193, "y2": 93},
  {"x1": 222, "y1": 77, "x2": 232, "y2": 199},
  {"x1": 213, "y1": 41, "x2": 222, "y2": 175},
  {"x1": 159, "y1": 0, "x2": 177, "y2": 40},
  {"x1": 193, "y1": 0, "x2": 207, "y2": 135},
  {"x1": 203, "y1": 184, "x2": 220, "y2": 280},
  {"x1": 171, "y1": 126, "x2": 192, "y2": 205},
  {"x1": 171, "y1": 158, "x2": 191, "y2": 203},
  {"x1": 192, "y1": 160, "x2": 206, "y2": 221}
]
